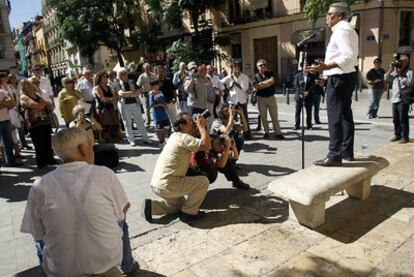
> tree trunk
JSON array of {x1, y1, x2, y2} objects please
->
[{"x1": 117, "y1": 50, "x2": 125, "y2": 67}]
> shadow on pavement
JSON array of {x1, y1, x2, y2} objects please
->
[
  {"x1": 238, "y1": 164, "x2": 296, "y2": 177},
  {"x1": 118, "y1": 148, "x2": 161, "y2": 158},
  {"x1": 189, "y1": 188, "x2": 288, "y2": 229},
  {"x1": 115, "y1": 161, "x2": 145, "y2": 173},
  {"x1": 315, "y1": 185, "x2": 414, "y2": 243},
  {"x1": 243, "y1": 142, "x2": 278, "y2": 154}
]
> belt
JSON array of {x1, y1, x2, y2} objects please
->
[{"x1": 86, "y1": 100, "x2": 95, "y2": 104}]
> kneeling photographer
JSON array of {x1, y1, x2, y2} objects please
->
[
  {"x1": 211, "y1": 103, "x2": 248, "y2": 160},
  {"x1": 210, "y1": 132, "x2": 250, "y2": 189}
]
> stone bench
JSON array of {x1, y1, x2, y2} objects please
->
[{"x1": 268, "y1": 156, "x2": 389, "y2": 228}]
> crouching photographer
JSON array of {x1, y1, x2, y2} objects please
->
[
  {"x1": 211, "y1": 103, "x2": 248, "y2": 160},
  {"x1": 211, "y1": 132, "x2": 250, "y2": 189}
]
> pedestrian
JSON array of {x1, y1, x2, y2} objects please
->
[
  {"x1": 137, "y1": 63, "x2": 155, "y2": 127},
  {"x1": 149, "y1": 80, "x2": 170, "y2": 147},
  {"x1": 366, "y1": 58, "x2": 386, "y2": 119},
  {"x1": 173, "y1": 62, "x2": 189, "y2": 113},
  {"x1": 293, "y1": 65, "x2": 316, "y2": 130},
  {"x1": 57, "y1": 77, "x2": 84, "y2": 127},
  {"x1": 155, "y1": 65, "x2": 178, "y2": 122},
  {"x1": 207, "y1": 65, "x2": 223, "y2": 118},
  {"x1": 76, "y1": 68, "x2": 96, "y2": 115},
  {"x1": 94, "y1": 71, "x2": 122, "y2": 143},
  {"x1": 385, "y1": 54, "x2": 412, "y2": 144},
  {"x1": 116, "y1": 68, "x2": 151, "y2": 146},
  {"x1": 252, "y1": 59, "x2": 285, "y2": 139},
  {"x1": 20, "y1": 79, "x2": 56, "y2": 168},
  {"x1": 21, "y1": 128, "x2": 138, "y2": 277},
  {"x1": 31, "y1": 64, "x2": 54, "y2": 106},
  {"x1": 184, "y1": 61, "x2": 208, "y2": 116},
  {"x1": 220, "y1": 61, "x2": 253, "y2": 139},
  {"x1": 309, "y1": 2, "x2": 359, "y2": 166},
  {"x1": 143, "y1": 113, "x2": 211, "y2": 222},
  {"x1": 311, "y1": 77, "x2": 325, "y2": 124}
]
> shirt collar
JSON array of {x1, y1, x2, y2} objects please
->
[
  {"x1": 331, "y1": 19, "x2": 347, "y2": 32},
  {"x1": 59, "y1": 161, "x2": 89, "y2": 169}
]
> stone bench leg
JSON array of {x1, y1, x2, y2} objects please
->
[
  {"x1": 289, "y1": 200, "x2": 325, "y2": 229},
  {"x1": 346, "y1": 178, "x2": 371, "y2": 200}
]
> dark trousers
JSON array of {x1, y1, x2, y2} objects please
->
[
  {"x1": 326, "y1": 72, "x2": 357, "y2": 161},
  {"x1": 295, "y1": 98, "x2": 312, "y2": 128},
  {"x1": 218, "y1": 159, "x2": 240, "y2": 182},
  {"x1": 0, "y1": 120, "x2": 15, "y2": 165},
  {"x1": 313, "y1": 94, "x2": 322, "y2": 123},
  {"x1": 29, "y1": 124, "x2": 55, "y2": 167},
  {"x1": 392, "y1": 101, "x2": 410, "y2": 139}
]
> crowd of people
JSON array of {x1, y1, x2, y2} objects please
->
[{"x1": 2, "y1": 2, "x2": 412, "y2": 274}]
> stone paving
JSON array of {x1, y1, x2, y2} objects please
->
[{"x1": 1, "y1": 92, "x2": 414, "y2": 276}]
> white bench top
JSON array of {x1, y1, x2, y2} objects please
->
[{"x1": 268, "y1": 156, "x2": 389, "y2": 206}]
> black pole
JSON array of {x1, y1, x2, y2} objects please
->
[{"x1": 299, "y1": 48, "x2": 308, "y2": 170}]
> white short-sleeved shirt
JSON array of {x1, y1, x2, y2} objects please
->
[
  {"x1": 151, "y1": 132, "x2": 201, "y2": 187},
  {"x1": 220, "y1": 73, "x2": 250, "y2": 104},
  {"x1": 21, "y1": 162, "x2": 128, "y2": 276}
]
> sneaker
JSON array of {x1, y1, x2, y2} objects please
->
[
  {"x1": 180, "y1": 211, "x2": 206, "y2": 221},
  {"x1": 263, "y1": 133, "x2": 269, "y2": 139},
  {"x1": 232, "y1": 180, "x2": 250, "y2": 190},
  {"x1": 398, "y1": 138, "x2": 409, "y2": 144},
  {"x1": 390, "y1": 136, "x2": 401, "y2": 142},
  {"x1": 129, "y1": 142, "x2": 136, "y2": 146},
  {"x1": 142, "y1": 199, "x2": 152, "y2": 223},
  {"x1": 22, "y1": 145, "x2": 33, "y2": 150}
]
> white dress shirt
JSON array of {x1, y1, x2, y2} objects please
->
[
  {"x1": 76, "y1": 78, "x2": 95, "y2": 102},
  {"x1": 39, "y1": 76, "x2": 54, "y2": 98},
  {"x1": 324, "y1": 20, "x2": 358, "y2": 76},
  {"x1": 21, "y1": 162, "x2": 129, "y2": 276},
  {"x1": 220, "y1": 73, "x2": 250, "y2": 104}
]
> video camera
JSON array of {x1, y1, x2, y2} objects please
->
[
  {"x1": 391, "y1": 53, "x2": 402, "y2": 69},
  {"x1": 230, "y1": 102, "x2": 242, "y2": 109},
  {"x1": 214, "y1": 128, "x2": 237, "y2": 144},
  {"x1": 192, "y1": 109, "x2": 211, "y2": 122}
]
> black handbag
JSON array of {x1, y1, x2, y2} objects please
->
[{"x1": 401, "y1": 87, "x2": 414, "y2": 105}]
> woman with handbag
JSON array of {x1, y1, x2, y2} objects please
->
[
  {"x1": 20, "y1": 79, "x2": 56, "y2": 168},
  {"x1": 93, "y1": 71, "x2": 121, "y2": 143}
]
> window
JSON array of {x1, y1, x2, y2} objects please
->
[{"x1": 399, "y1": 11, "x2": 414, "y2": 46}]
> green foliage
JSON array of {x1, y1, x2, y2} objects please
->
[
  {"x1": 304, "y1": 0, "x2": 359, "y2": 25},
  {"x1": 144, "y1": 0, "x2": 226, "y2": 66},
  {"x1": 46, "y1": 0, "x2": 142, "y2": 67}
]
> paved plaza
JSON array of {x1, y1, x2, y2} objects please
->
[{"x1": 1, "y1": 92, "x2": 414, "y2": 276}]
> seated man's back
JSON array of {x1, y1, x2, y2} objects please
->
[{"x1": 21, "y1": 147, "x2": 128, "y2": 276}]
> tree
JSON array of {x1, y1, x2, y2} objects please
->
[
  {"x1": 145, "y1": 0, "x2": 230, "y2": 65},
  {"x1": 46, "y1": 0, "x2": 143, "y2": 67},
  {"x1": 304, "y1": 0, "x2": 360, "y2": 25}
]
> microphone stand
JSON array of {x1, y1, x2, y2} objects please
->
[{"x1": 299, "y1": 46, "x2": 309, "y2": 170}]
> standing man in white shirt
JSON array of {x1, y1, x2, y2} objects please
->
[
  {"x1": 207, "y1": 65, "x2": 223, "y2": 118},
  {"x1": 31, "y1": 65, "x2": 54, "y2": 106},
  {"x1": 76, "y1": 68, "x2": 96, "y2": 115},
  {"x1": 220, "y1": 61, "x2": 252, "y2": 139},
  {"x1": 309, "y1": 2, "x2": 358, "y2": 166},
  {"x1": 21, "y1": 128, "x2": 137, "y2": 276}
]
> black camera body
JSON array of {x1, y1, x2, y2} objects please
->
[
  {"x1": 192, "y1": 109, "x2": 211, "y2": 121},
  {"x1": 391, "y1": 53, "x2": 402, "y2": 69}
]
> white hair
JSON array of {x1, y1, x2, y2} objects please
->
[
  {"x1": 52, "y1": 128, "x2": 90, "y2": 161},
  {"x1": 117, "y1": 67, "x2": 128, "y2": 79},
  {"x1": 330, "y1": 2, "x2": 351, "y2": 20}
]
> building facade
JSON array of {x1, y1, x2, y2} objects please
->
[
  {"x1": 211, "y1": 0, "x2": 414, "y2": 85},
  {"x1": 0, "y1": 0, "x2": 16, "y2": 73}
]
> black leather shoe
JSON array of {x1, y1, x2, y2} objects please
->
[
  {"x1": 275, "y1": 134, "x2": 285, "y2": 140},
  {"x1": 292, "y1": 126, "x2": 300, "y2": 130},
  {"x1": 263, "y1": 133, "x2": 269, "y2": 139},
  {"x1": 342, "y1": 155, "x2": 355, "y2": 161},
  {"x1": 314, "y1": 158, "x2": 342, "y2": 167},
  {"x1": 142, "y1": 199, "x2": 152, "y2": 223},
  {"x1": 180, "y1": 211, "x2": 206, "y2": 221}
]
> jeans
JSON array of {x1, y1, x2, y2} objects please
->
[
  {"x1": 178, "y1": 100, "x2": 188, "y2": 113},
  {"x1": 313, "y1": 94, "x2": 322, "y2": 123},
  {"x1": 392, "y1": 101, "x2": 410, "y2": 139},
  {"x1": 367, "y1": 87, "x2": 384, "y2": 117},
  {"x1": 118, "y1": 102, "x2": 149, "y2": 143},
  {"x1": 0, "y1": 120, "x2": 15, "y2": 165}
]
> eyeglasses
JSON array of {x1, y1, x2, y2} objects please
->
[{"x1": 258, "y1": 64, "x2": 266, "y2": 67}]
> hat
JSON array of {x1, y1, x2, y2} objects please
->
[
  {"x1": 187, "y1": 61, "x2": 197, "y2": 70},
  {"x1": 256, "y1": 59, "x2": 267, "y2": 67}
]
